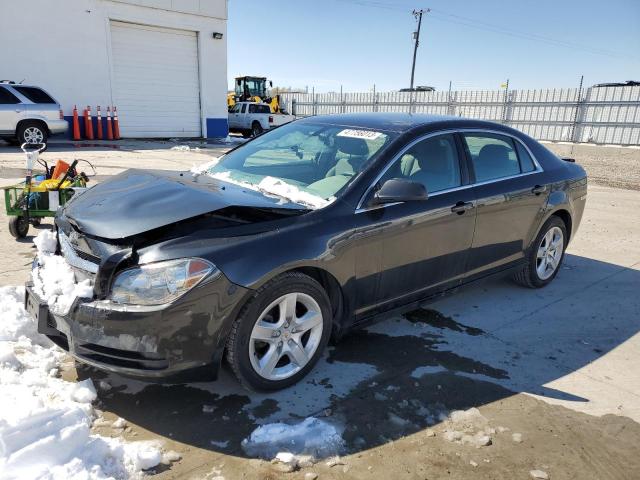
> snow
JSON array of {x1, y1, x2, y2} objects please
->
[
  {"x1": 0, "y1": 234, "x2": 167, "y2": 479},
  {"x1": 31, "y1": 231, "x2": 93, "y2": 315},
  {"x1": 242, "y1": 417, "x2": 344, "y2": 463},
  {"x1": 530, "y1": 470, "x2": 549, "y2": 479},
  {"x1": 112, "y1": 417, "x2": 127, "y2": 429},
  {"x1": 170, "y1": 145, "x2": 200, "y2": 152},
  {"x1": 442, "y1": 407, "x2": 494, "y2": 448},
  {"x1": 190, "y1": 157, "x2": 220, "y2": 174},
  {"x1": 205, "y1": 171, "x2": 332, "y2": 209}
]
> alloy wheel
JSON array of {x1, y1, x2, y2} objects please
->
[
  {"x1": 23, "y1": 127, "x2": 44, "y2": 144},
  {"x1": 249, "y1": 292, "x2": 324, "y2": 380},
  {"x1": 536, "y1": 226, "x2": 564, "y2": 280}
]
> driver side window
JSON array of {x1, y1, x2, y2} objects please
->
[{"x1": 380, "y1": 133, "x2": 462, "y2": 194}]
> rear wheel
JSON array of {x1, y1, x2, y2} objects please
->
[
  {"x1": 251, "y1": 121, "x2": 263, "y2": 137},
  {"x1": 17, "y1": 121, "x2": 48, "y2": 145},
  {"x1": 225, "y1": 272, "x2": 332, "y2": 391},
  {"x1": 513, "y1": 216, "x2": 567, "y2": 288},
  {"x1": 8, "y1": 216, "x2": 29, "y2": 239}
]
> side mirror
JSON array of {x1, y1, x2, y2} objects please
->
[{"x1": 370, "y1": 178, "x2": 428, "y2": 206}]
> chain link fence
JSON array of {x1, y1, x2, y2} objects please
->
[{"x1": 281, "y1": 85, "x2": 640, "y2": 146}]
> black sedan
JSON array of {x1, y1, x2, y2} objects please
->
[{"x1": 27, "y1": 113, "x2": 587, "y2": 391}]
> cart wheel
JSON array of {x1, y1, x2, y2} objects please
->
[{"x1": 8, "y1": 217, "x2": 29, "y2": 239}]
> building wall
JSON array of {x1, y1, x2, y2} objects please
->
[{"x1": 0, "y1": 0, "x2": 228, "y2": 138}]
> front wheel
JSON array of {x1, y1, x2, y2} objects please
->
[
  {"x1": 8, "y1": 216, "x2": 29, "y2": 239},
  {"x1": 225, "y1": 272, "x2": 332, "y2": 391},
  {"x1": 513, "y1": 216, "x2": 567, "y2": 288}
]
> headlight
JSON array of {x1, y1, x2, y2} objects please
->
[{"x1": 109, "y1": 258, "x2": 215, "y2": 306}]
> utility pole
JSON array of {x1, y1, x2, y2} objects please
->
[{"x1": 409, "y1": 8, "x2": 429, "y2": 90}]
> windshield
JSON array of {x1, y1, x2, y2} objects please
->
[
  {"x1": 205, "y1": 122, "x2": 395, "y2": 208},
  {"x1": 235, "y1": 78, "x2": 266, "y2": 98}
]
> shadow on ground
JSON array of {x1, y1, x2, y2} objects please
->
[{"x1": 77, "y1": 254, "x2": 639, "y2": 461}]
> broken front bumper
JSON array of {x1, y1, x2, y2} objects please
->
[{"x1": 26, "y1": 270, "x2": 249, "y2": 382}]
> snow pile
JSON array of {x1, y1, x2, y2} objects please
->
[
  {"x1": 0, "y1": 234, "x2": 166, "y2": 479},
  {"x1": 31, "y1": 231, "x2": 93, "y2": 315},
  {"x1": 206, "y1": 171, "x2": 332, "y2": 209},
  {"x1": 441, "y1": 407, "x2": 494, "y2": 448},
  {"x1": 242, "y1": 417, "x2": 344, "y2": 465},
  {"x1": 170, "y1": 145, "x2": 200, "y2": 152}
]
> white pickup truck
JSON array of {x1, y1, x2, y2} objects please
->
[{"x1": 228, "y1": 102, "x2": 295, "y2": 137}]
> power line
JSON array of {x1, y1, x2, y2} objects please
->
[{"x1": 331, "y1": 0, "x2": 639, "y2": 61}]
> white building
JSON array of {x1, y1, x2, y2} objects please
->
[{"x1": 0, "y1": 0, "x2": 228, "y2": 138}]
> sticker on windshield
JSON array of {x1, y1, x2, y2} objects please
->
[{"x1": 337, "y1": 129, "x2": 383, "y2": 140}]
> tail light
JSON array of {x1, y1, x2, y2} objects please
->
[
  {"x1": 59, "y1": 109, "x2": 64, "y2": 120},
  {"x1": 268, "y1": 115, "x2": 274, "y2": 123}
]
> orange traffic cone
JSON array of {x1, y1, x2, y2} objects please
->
[
  {"x1": 106, "y1": 106, "x2": 114, "y2": 140},
  {"x1": 72, "y1": 105, "x2": 80, "y2": 140},
  {"x1": 96, "y1": 106, "x2": 103, "y2": 140},
  {"x1": 85, "y1": 106, "x2": 94, "y2": 140},
  {"x1": 113, "y1": 106, "x2": 121, "y2": 140}
]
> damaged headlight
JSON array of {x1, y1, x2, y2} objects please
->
[{"x1": 109, "y1": 258, "x2": 215, "y2": 306}]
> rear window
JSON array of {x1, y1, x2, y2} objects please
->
[
  {"x1": 13, "y1": 86, "x2": 55, "y2": 104},
  {"x1": 0, "y1": 87, "x2": 20, "y2": 104}
]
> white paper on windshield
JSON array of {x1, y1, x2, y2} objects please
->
[{"x1": 337, "y1": 129, "x2": 383, "y2": 140}]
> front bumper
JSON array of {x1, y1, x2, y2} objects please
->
[
  {"x1": 47, "y1": 119, "x2": 69, "y2": 135},
  {"x1": 26, "y1": 270, "x2": 249, "y2": 382}
]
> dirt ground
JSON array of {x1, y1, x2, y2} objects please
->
[{"x1": 1, "y1": 139, "x2": 639, "y2": 480}]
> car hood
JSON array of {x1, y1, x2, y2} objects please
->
[{"x1": 62, "y1": 169, "x2": 308, "y2": 239}]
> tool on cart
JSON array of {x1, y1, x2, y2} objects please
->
[{"x1": 4, "y1": 144, "x2": 96, "y2": 239}]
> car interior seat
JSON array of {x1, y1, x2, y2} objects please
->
[
  {"x1": 325, "y1": 137, "x2": 370, "y2": 178},
  {"x1": 409, "y1": 139, "x2": 460, "y2": 193},
  {"x1": 476, "y1": 144, "x2": 518, "y2": 181}
]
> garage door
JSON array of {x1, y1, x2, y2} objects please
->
[{"x1": 110, "y1": 21, "x2": 201, "y2": 137}]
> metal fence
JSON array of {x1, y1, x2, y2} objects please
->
[{"x1": 281, "y1": 85, "x2": 640, "y2": 146}]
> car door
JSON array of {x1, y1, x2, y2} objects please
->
[
  {"x1": 245, "y1": 103, "x2": 258, "y2": 129},
  {"x1": 354, "y1": 132, "x2": 477, "y2": 316},
  {"x1": 0, "y1": 86, "x2": 23, "y2": 135},
  {"x1": 228, "y1": 103, "x2": 242, "y2": 129},
  {"x1": 460, "y1": 131, "x2": 549, "y2": 277}
]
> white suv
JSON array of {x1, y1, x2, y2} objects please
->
[{"x1": 0, "y1": 81, "x2": 68, "y2": 145}]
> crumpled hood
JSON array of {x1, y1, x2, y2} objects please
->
[{"x1": 62, "y1": 169, "x2": 306, "y2": 239}]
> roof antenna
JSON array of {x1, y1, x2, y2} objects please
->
[{"x1": 19, "y1": 78, "x2": 25, "y2": 84}]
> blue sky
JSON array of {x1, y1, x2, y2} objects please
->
[{"x1": 227, "y1": 0, "x2": 640, "y2": 92}]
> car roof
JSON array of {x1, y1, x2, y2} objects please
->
[
  {"x1": 297, "y1": 112, "x2": 506, "y2": 133},
  {"x1": 0, "y1": 83, "x2": 41, "y2": 89}
]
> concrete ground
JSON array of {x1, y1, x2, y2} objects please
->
[{"x1": 1, "y1": 140, "x2": 639, "y2": 479}]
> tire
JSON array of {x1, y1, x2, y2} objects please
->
[
  {"x1": 513, "y1": 216, "x2": 567, "y2": 288},
  {"x1": 251, "y1": 122, "x2": 263, "y2": 137},
  {"x1": 225, "y1": 272, "x2": 332, "y2": 391},
  {"x1": 8, "y1": 216, "x2": 29, "y2": 239},
  {"x1": 17, "y1": 121, "x2": 48, "y2": 145}
]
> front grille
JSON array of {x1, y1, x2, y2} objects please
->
[
  {"x1": 47, "y1": 332, "x2": 69, "y2": 351},
  {"x1": 76, "y1": 343, "x2": 169, "y2": 371},
  {"x1": 59, "y1": 230, "x2": 100, "y2": 274}
]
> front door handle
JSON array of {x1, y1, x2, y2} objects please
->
[
  {"x1": 451, "y1": 201, "x2": 474, "y2": 214},
  {"x1": 532, "y1": 185, "x2": 547, "y2": 195}
]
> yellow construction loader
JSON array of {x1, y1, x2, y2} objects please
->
[{"x1": 227, "y1": 76, "x2": 284, "y2": 114}]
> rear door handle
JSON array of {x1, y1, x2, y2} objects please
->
[
  {"x1": 532, "y1": 185, "x2": 547, "y2": 195},
  {"x1": 451, "y1": 201, "x2": 474, "y2": 214}
]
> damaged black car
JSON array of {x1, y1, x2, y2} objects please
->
[{"x1": 26, "y1": 114, "x2": 587, "y2": 391}]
